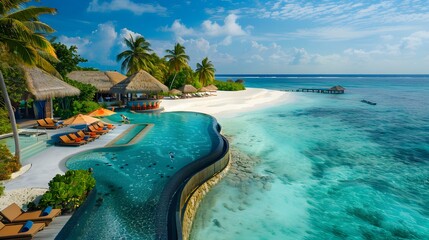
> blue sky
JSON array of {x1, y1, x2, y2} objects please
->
[{"x1": 33, "y1": 0, "x2": 429, "y2": 74}]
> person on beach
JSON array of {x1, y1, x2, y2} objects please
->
[{"x1": 120, "y1": 114, "x2": 130, "y2": 123}]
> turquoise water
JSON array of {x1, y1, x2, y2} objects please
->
[
  {"x1": 64, "y1": 112, "x2": 220, "y2": 239},
  {"x1": 111, "y1": 124, "x2": 147, "y2": 145},
  {"x1": 191, "y1": 75, "x2": 429, "y2": 239}
]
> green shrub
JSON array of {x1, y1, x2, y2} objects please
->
[
  {"x1": 0, "y1": 184, "x2": 4, "y2": 196},
  {"x1": 214, "y1": 80, "x2": 245, "y2": 91},
  {"x1": 0, "y1": 108, "x2": 12, "y2": 135},
  {"x1": 0, "y1": 144, "x2": 21, "y2": 180},
  {"x1": 36, "y1": 170, "x2": 96, "y2": 212}
]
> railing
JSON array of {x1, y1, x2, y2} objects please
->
[{"x1": 155, "y1": 119, "x2": 230, "y2": 240}]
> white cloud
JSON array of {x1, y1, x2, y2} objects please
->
[
  {"x1": 59, "y1": 22, "x2": 118, "y2": 66},
  {"x1": 165, "y1": 20, "x2": 196, "y2": 37},
  {"x1": 400, "y1": 31, "x2": 429, "y2": 50},
  {"x1": 251, "y1": 41, "x2": 268, "y2": 51},
  {"x1": 194, "y1": 38, "x2": 211, "y2": 53},
  {"x1": 202, "y1": 14, "x2": 246, "y2": 37},
  {"x1": 220, "y1": 36, "x2": 232, "y2": 46},
  {"x1": 87, "y1": 0, "x2": 166, "y2": 15}
]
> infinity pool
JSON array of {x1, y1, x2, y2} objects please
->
[{"x1": 63, "y1": 111, "x2": 220, "y2": 239}]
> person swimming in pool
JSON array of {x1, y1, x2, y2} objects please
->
[
  {"x1": 169, "y1": 152, "x2": 175, "y2": 161},
  {"x1": 120, "y1": 114, "x2": 130, "y2": 123}
]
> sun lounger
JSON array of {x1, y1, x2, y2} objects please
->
[
  {"x1": 0, "y1": 203, "x2": 61, "y2": 226},
  {"x1": 0, "y1": 221, "x2": 45, "y2": 240},
  {"x1": 68, "y1": 133, "x2": 93, "y2": 143},
  {"x1": 44, "y1": 118, "x2": 65, "y2": 128},
  {"x1": 95, "y1": 122, "x2": 115, "y2": 130},
  {"x1": 36, "y1": 119, "x2": 60, "y2": 129},
  {"x1": 88, "y1": 125, "x2": 108, "y2": 135},
  {"x1": 58, "y1": 135, "x2": 86, "y2": 146},
  {"x1": 76, "y1": 130, "x2": 99, "y2": 140}
]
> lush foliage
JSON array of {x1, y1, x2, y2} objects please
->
[
  {"x1": 0, "y1": 108, "x2": 12, "y2": 134},
  {"x1": 0, "y1": 0, "x2": 59, "y2": 76},
  {"x1": 53, "y1": 77, "x2": 98, "y2": 118},
  {"x1": 0, "y1": 184, "x2": 3, "y2": 196},
  {"x1": 165, "y1": 43, "x2": 190, "y2": 89},
  {"x1": 117, "y1": 35, "x2": 153, "y2": 75},
  {"x1": 50, "y1": 41, "x2": 88, "y2": 77},
  {"x1": 196, "y1": 57, "x2": 215, "y2": 86},
  {"x1": 214, "y1": 80, "x2": 246, "y2": 91},
  {"x1": 164, "y1": 68, "x2": 196, "y2": 90},
  {"x1": 0, "y1": 144, "x2": 21, "y2": 180},
  {"x1": 34, "y1": 170, "x2": 96, "y2": 212},
  {"x1": 0, "y1": 64, "x2": 27, "y2": 104}
]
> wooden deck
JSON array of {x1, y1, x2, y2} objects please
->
[{"x1": 34, "y1": 215, "x2": 71, "y2": 239}]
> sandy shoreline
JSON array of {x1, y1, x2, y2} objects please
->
[{"x1": 0, "y1": 87, "x2": 293, "y2": 215}]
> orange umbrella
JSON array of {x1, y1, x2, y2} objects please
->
[
  {"x1": 63, "y1": 114, "x2": 101, "y2": 125},
  {"x1": 88, "y1": 107, "x2": 116, "y2": 117}
]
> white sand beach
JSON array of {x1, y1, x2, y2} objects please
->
[{"x1": 0, "y1": 88, "x2": 292, "y2": 212}]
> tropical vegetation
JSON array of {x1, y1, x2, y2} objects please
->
[
  {"x1": 213, "y1": 80, "x2": 245, "y2": 91},
  {"x1": 0, "y1": 0, "x2": 59, "y2": 162},
  {"x1": 165, "y1": 43, "x2": 190, "y2": 89},
  {"x1": 0, "y1": 144, "x2": 21, "y2": 180},
  {"x1": 196, "y1": 57, "x2": 215, "y2": 86},
  {"x1": 117, "y1": 35, "x2": 154, "y2": 75},
  {"x1": 0, "y1": 184, "x2": 4, "y2": 196},
  {"x1": 28, "y1": 170, "x2": 96, "y2": 213}
]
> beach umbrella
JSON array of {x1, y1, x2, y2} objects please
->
[
  {"x1": 63, "y1": 114, "x2": 100, "y2": 125},
  {"x1": 169, "y1": 89, "x2": 182, "y2": 95},
  {"x1": 178, "y1": 84, "x2": 197, "y2": 93},
  {"x1": 88, "y1": 108, "x2": 117, "y2": 117}
]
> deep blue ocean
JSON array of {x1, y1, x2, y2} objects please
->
[{"x1": 191, "y1": 75, "x2": 429, "y2": 239}]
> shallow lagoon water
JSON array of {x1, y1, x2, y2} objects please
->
[{"x1": 191, "y1": 76, "x2": 429, "y2": 239}]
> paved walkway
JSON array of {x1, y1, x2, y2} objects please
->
[{"x1": 5, "y1": 124, "x2": 132, "y2": 190}]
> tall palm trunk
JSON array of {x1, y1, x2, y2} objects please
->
[
  {"x1": 0, "y1": 71, "x2": 20, "y2": 161},
  {"x1": 169, "y1": 72, "x2": 178, "y2": 90}
]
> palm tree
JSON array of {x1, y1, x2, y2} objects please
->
[
  {"x1": 116, "y1": 35, "x2": 153, "y2": 75},
  {"x1": 0, "y1": 0, "x2": 58, "y2": 161},
  {"x1": 195, "y1": 57, "x2": 215, "y2": 86},
  {"x1": 165, "y1": 43, "x2": 190, "y2": 89}
]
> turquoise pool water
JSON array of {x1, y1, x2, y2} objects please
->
[
  {"x1": 1, "y1": 133, "x2": 50, "y2": 163},
  {"x1": 191, "y1": 75, "x2": 429, "y2": 239},
  {"x1": 63, "y1": 112, "x2": 220, "y2": 239},
  {"x1": 110, "y1": 124, "x2": 147, "y2": 145}
]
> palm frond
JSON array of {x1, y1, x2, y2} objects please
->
[
  {"x1": 23, "y1": 21, "x2": 55, "y2": 33},
  {"x1": 7, "y1": 6, "x2": 56, "y2": 21}
]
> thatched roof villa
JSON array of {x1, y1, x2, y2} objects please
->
[
  {"x1": 23, "y1": 67, "x2": 80, "y2": 118},
  {"x1": 67, "y1": 71, "x2": 126, "y2": 93}
]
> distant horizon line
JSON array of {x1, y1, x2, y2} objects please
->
[{"x1": 216, "y1": 73, "x2": 429, "y2": 76}]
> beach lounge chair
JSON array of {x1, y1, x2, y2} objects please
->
[
  {"x1": 77, "y1": 130, "x2": 99, "y2": 140},
  {"x1": 95, "y1": 122, "x2": 115, "y2": 130},
  {"x1": 68, "y1": 133, "x2": 92, "y2": 143},
  {"x1": 0, "y1": 221, "x2": 45, "y2": 240},
  {"x1": 0, "y1": 203, "x2": 61, "y2": 226},
  {"x1": 58, "y1": 135, "x2": 86, "y2": 146},
  {"x1": 44, "y1": 118, "x2": 65, "y2": 128},
  {"x1": 88, "y1": 125, "x2": 108, "y2": 135},
  {"x1": 36, "y1": 119, "x2": 60, "y2": 129}
]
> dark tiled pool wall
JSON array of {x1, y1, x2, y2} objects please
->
[{"x1": 155, "y1": 120, "x2": 230, "y2": 240}]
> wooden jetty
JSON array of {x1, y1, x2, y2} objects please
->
[{"x1": 284, "y1": 85, "x2": 345, "y2": 94}]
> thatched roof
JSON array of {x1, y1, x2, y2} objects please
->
[
  {"x1": 169, "y1": 89, "x2": 182, "y2": 95},
  {"x1": 206, "y1": 84, "x2": 218, "y2": 91},
  {"x1": 67, "y1": 71, "x2": 126, "y2": 93},
  {"x1": 23, "y1": 67, "x2": 80, "y2": 100},
  {"x1": 199, "y1": 87, "x2": 210, "y2": 92},
  {"x1": 110, "y1": 70, "x2": 168, "y2": 94},
  {"x1": 330, "y1": 85, "x2": 345, "y2": 91},
  {"x1": 179, "y1": 85, "x2": 197, "y2": 93}
]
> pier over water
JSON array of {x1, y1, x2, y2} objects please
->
[{"x1": 284, "y1": 85, "x2": 345, "y2": 94}]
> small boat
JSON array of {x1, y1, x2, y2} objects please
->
[{"x1": 361, "y1": 99, "x2": 377, "y2": 105}]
